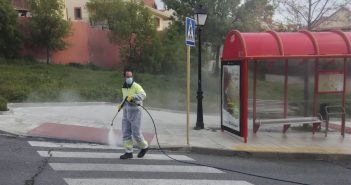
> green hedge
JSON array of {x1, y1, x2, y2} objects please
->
[{"x1": 0, "y1": 97, "x2": 8, "y2": 111}]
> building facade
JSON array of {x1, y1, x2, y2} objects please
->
[
  {"x1": 11, "y1": 0, "x2": 30, "y2": 17},
  {"x1": 61, "y1": 0, "x2": 172, "y2": 31},
  {"x1": 11, "y1": 0, "x2": 173, "y2": 67},
  {"x1": 312, "y1": 7, "x2": 351, "y2": 31},
  {"x1": 63, "y1": 0, "x2": 90, "y2": 23}
]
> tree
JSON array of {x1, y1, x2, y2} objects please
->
[
  {"x1": 274, "y1": 0, "x2": 350, "y2": 31},
  {"x1": 203, "y1": 0, "x2": 240, "y2": 76},
  {"x1": 154, "y1": 22, "x2": 186, "y2": 73},
  {"x1": 164, "y1": 0, "x2": 236, "y2": 75},
  {"x1": 233, "y1": 0, "x2": 274, "y2": 31},
  {"x1": 163, "y1": 0, "x2": 274, "y2": 75},
  {"x1": 87, "y1": 0, "x2": 158, "y2": 71},
  {"x1": 28, "y1": 0, "x2": 70, "y2": 64},
  {"x1": 0, "y1": 0, "x2": 22, "y2": 58}
]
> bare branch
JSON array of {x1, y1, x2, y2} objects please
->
[
  {"x1": 284, "y1": 1, "x2": 308, "y2": 23},
  {"x1": 311, "y1": 0, "x2": 322, "y2": 18},
  {"x1": 276, "y1": 0, "x2": 349, "y2": 30},
  {"x1": 311, "y1": 0, "x2": 322, "y2": 6},
  {"x1": 311, "y1": 0, "x2": 330, "y2": 23}
]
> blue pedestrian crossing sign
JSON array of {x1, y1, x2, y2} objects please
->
[{"x1": 185, "y1": 17, "x2": 196, "y2": 47}]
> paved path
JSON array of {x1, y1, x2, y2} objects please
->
[{"x1": 0, "y1": 102, "x2": 351, "y2": 158}]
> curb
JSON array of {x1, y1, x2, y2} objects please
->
[
  {"x1": 1, "y1": 131, "x2": 350, "y2": 161},
  {"x1": 150, "y1": 145, "x2": 351, "y2": 161},
  {"x1": 8, "y1": 102, "x2": 113, "y2": 108}
]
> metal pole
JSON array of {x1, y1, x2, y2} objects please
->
[
  {"x1": 253, "y1": 60, "x2": 257, "y2": 132},
  {"x1": 194, "y1": 26, "x2": 204, "y2": 130},
  {"x1": 242, "y1": 60, "x2": 248, "y2": 143},
  {"x1": 283, "y1": 60, "x2": 288, "y2": 118},
  {"x1": 186, "y1": 46, "x2": 191, "y2": 144}
]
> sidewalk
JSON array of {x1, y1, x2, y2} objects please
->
[{"x1": 0, "y1": 102, "x2": 350, "y2": 159}]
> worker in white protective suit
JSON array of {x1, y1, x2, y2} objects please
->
[{"x1": 119, "y1": 68, "x2": 148, "y2": 159}]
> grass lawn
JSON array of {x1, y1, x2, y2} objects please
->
[
  {"x1": 0, "y1": 58, "x2": 222, "y2": 113},
  {"x1": 0, "y1": 58, "x2": 120, "y2": 102},
  {"x1": 3, "y1": 58, "x2": 344, "y2": 114}
]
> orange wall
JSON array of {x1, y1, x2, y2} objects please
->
[
  {"x1": 88, "y1": 27, "x2": 121, "y2": 68},
  {"x1": 22, "y1": 21, "x2": 121, "y2": 68},
  {"x1": 53, "y1": 22, "x2": 89, "y2": 65},
  {"x1": 53, "y1": 22, "x2": 121, "y2": 68}
]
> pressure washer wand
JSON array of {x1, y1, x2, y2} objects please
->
[{"x1": 110, "y1": 96, "x2": 128, "y2": 126}]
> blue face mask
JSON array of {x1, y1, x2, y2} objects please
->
[{"x1": 126, "y1": 77, "x2": 133, "y2": 85}]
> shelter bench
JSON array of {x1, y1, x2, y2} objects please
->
[{"x1": 254, "y1": 116, "x2": 323, "y2": 134}]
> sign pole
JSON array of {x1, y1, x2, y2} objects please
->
[
  {"x1": 186, "y1": 46, "x2": 190, "y2": 146},
  {"x1": 185, "y1": 17, "x2": 195, "y2": 146}
]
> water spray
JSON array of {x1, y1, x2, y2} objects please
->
[
  {"x1": 110, "y1": 96, "x2": 128, "y2": 126},
  {"x1": 108, "y1": 96, "x2": 128, "y2": 147}
]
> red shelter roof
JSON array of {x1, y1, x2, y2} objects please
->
[{"x1": 222, "y1": 30, "x2": 351, "y2": 61}]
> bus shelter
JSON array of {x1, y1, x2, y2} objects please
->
[{"x1": 221, "y1": 30, "x2": 351, "y2": 143}]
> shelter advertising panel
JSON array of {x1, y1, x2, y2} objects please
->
[{"x1": 221, "y1": 62, "x2": 242, "y2": 136}]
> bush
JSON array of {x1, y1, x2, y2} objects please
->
[
  {"x1": 68, "y1": 62, "x2": 84, "y2": 68},
  {"x1": 0, "y1": 86, "x2": 30, "y2": 102},
  {"x1": 0, "y1": 97, "x2": 8, "y2": 111},
  {"x1": 86, "y1": 63, "x2": 102, "y2": 70}
]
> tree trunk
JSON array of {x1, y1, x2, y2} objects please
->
[
  {"x1": 213, "y1": 45, "x2": 221, "y2": 77},
  {"x1": 305, "y1": 1, "x2": 312, "y2": 116},
  {"x1": 128, "y1": 37, "x2": 133, "y2": 64},
  {"x1": 46, "y1": 46, "x2": 50, "y2": 64}
]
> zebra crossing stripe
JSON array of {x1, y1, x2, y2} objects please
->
[
  {"x1": 37, "y1": 151, "x2": 195, "y2": 161},
  {"x1": 64, "y1": 178, "x2": 254, "y2": 185},
  {"x1": 28, "y1": 141, "x2": 123, "y2": 150},
  {"x1": 50, "y1": 163, "x2": 223, "y2": 173}
]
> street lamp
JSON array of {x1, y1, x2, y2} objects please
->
[{"x1": 194, "y1": 5, "x2": 208, "y2": 130}]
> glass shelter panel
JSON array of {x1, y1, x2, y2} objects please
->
[
  {"x1": 248, "y1": 59, "x2": 316, "y2": 120},
  {"x1": 286, "y1": 59, "x2": 315, "y2": 117},
  {"x1": 248, "y1": 59, "x2": 285, "y2": 119}
]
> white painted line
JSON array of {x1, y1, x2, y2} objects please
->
[
  {"x1": 37, "y1": 151, "x2": 195, "y2": 161},
  {"x1": 64, "y1": 178, "x2": 254, "y2": 185},
  {"x1": 50, "y1": 163, "x2": 223, "y2": 173},
  {"x1": 28, "y1": 141, "x2": 123, "y2": 150}
]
